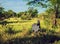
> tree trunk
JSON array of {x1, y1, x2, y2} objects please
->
[
  {"x1": 54, "y1": 4, "x2": 59, "y2": 26},
  {"x1": 53, "y1": 4, "x2": 59, "y2": 27}
]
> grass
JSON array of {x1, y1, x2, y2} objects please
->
[{"x1": 0, "y1": 17, "x2": 60, "y2": 44}]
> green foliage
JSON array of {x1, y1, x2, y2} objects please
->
[
  {"x1": 0, "y1": 7, "x2": 4, "y2": 13},
  {"x1": 20, "y1": 8, "x2": 38, "y2": 20},
  {"x1": 0, "y1": 7, "x2": 5, "y2": 20},
  {"x1": 0, "y1": 6, "x2": 38, "y2": 20},
  {"x1": 0, "y1": 7, "x2": 17, "y2": 20},
  {"x1": 26, "y1": 0, "x2": 60, "y2": 18},
  {"x1": 17, "y1": 12, "x2": 24, "y2": 17},
  {"x1": 7, "y1": 10, "x2": 15, "y2": 17},
  {"x1": 28, "y1": 8, "x2": 38, "y2": 18},
  {"x1": 21, "y1": 14, "x2": 28, "y2": 20}
]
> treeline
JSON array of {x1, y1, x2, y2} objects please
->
[{"x1": 0, "y1": 7, "x2": 38, "y2": 20}]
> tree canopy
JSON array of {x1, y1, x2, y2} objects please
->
[
  {"x1": 25, "y1": 0, "x2": 60, "y2": 26},
  {"x1": 0, "y1": 6, "x2": 38, "y2": 20},
  {"x1": 26, "y1": 0, "x2": 60, "y2": 18}
]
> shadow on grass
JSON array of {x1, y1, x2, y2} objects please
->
[
  {"x1": 3, "y1": 33, "x2": 60, "y2": 44},
  {"x1": 0, "y1": 26, "x2": 60, "y2": 44}
]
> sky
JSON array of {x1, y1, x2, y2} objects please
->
[{"x1": 0, "y1": 0, "x2": 46, "y2": 13}]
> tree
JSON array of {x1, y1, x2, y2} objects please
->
[
  {"x1": 32, "y1": 9, "x2": 38, "y2": 17},
  {"x1": 20, "y1": 8, "x2": 38, "y2": 20},
  {"x1": 7, "y1": 10, "x2": 15, "y2": 18},
  {"x1": 0, "y1": 7, "x2": 4, "y2": 19},
  {"x1": 0, "y1": 7, "x2": 4, "y2": 14},
  {"x1": 25, "y1": 0, "x2": 60, "y2": 26},
  {"x1": 17, "y1": 12, "x2": 24, "y2": 17},
  {"x1": 2, "y1": 11, "x2": 8, "y2": 18},
  {"x1": 27, "y1": 7, "x2": 38, "y2": 18}
]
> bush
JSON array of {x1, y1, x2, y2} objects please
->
[{"x1": 21, "y1": 15, "x2": 31, "y2": 20}]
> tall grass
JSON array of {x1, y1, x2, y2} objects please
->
[{"x1": 0, "y1": 17, "x2": 60, "y2": 44}]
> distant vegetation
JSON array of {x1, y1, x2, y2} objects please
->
[{"x1": 0, "y1": 7, "x2": 38, "y2": 20}]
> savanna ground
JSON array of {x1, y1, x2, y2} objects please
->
[{"x1": 0, "y1": 14, "x2": 60, "y2": 44}]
